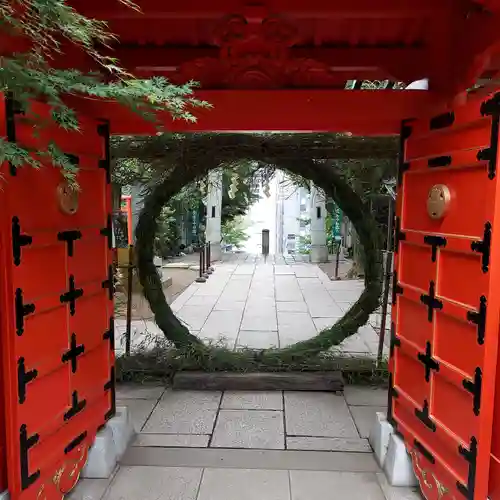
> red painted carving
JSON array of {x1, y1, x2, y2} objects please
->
[{"x1": 172, "y1": 14, "x2": 342, "y2": 89}]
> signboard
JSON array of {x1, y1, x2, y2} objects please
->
[{"x1": 332, "y1": 203, "x2": 342, "y2": 241}]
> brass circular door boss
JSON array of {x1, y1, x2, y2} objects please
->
[
  {"x1": 57, "y1": 182, "x2": 79, "y2": 215},
  {"x1": 427, "y1": 184, "x2": 451, "y2": 220}
]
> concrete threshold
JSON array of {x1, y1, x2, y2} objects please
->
[{"x1": 120, "y1": 447, "x2": 380, "y2": 473}]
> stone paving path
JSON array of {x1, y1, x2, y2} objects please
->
[
  {"x1": 70, "y1": 385, "x2": 420, "y2": 500},
  {"x1": 115, "y1": 256, "x2": 390, "y2": 358}
]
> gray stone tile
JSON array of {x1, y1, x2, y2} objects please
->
[
  {"x1": 211, "y1": 410, "x2": 285, "y2": 449},
  {"x1": 116, "y1": 384, "x2": 165, "y2": 400},
  {"x1": 284, "y1": 392, "x2": 358, "y2": 438},
  {"x1": 245, "y1": 296, "x2": 276, "y2": 309},
  {"x1": 221, "y1": 391, "x2": 283, "y2": 410},
  {"x1": 69, "y1": 479, "x2": 110, "y2": 500},
  {"x1": 313, "y1": 317, "x2": 340, "y2": 332},
  {"x1": 350, "y1": 406, "x2": 387, "y2": 438},
  {"x1": 286, "y1": 436, "x2": 371, "y2": 452},
  {"x1": 277, "y1": 301, "x2": 308, "y2": 312},
  {"x1": 376, "y1": 473, "x2": 422, "y2": 500},
  {"x1": 142, "y1": 391, "x2": 221, "y2": 434},
  {"x1": 290, "y1": 471, "x2": 385, "y2": 500},
  {"x1": 122, "y1": 447, "x2": 380, "y2": 472},
  {"x1": 197, "y1": 469, "x2": 290, "y2": 500},
  {"x1": 237, "y1": 330, "x2": 279, "y2": 349},
  {"x1": 184, "y1": 295, "x2": 219, "y2": 307},
  {"x1": 344, "y1": 386, "x2": 388, "y2": 407},
  {"x1": 275, "y1": 287, "x2": 303, "y2": 302},
  {"x1": 307, "y1": 300, "x2": 345, "y2": 318},
  {"x1": 202, "y1": 310, "x2": 243, "y2": 333},
  {"x1": 214, "y1": 300, "x2": 246, "y2": 312},
  {"x1": 133, "y1": 433, "x2": 210, "y2": 448},
  {"x1": 335, "y1": 333, "x2": 372, "y2": 354},
  {"x1": 277, "y1": 312, "x2": 316, "y2": 337},
  {"x1": 176, "y1": 305, "x2": 213, "y2": 331},
  {"x1": 116, "y1": 399, "x2": 158, "y2": 432},
  {"x1": 240, "y1": 311, "x2": 277, "y2": 331},
  {"x1": 103, "y1": 466, "x2": 202, "y2": 500},
  {"x1": 329, "y1": 289, "x2": 363, "y2": 303}
]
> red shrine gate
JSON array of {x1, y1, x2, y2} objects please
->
[{"x1": 1, "y1": 1, "x2": 500, "y2": 499}]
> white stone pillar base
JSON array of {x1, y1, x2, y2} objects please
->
[
  {"x1": 82, "y1": 406, "x2": 135, "y2": 479},
  {"x1": 310, "y1": 244, "x2": 329, "y2": 263},
  {"x1": 209, "y1": 241, "x2": 222, "y2": 263},
  {"x1": 368, "y1": 412, "x2": 417, "y2": 487}
]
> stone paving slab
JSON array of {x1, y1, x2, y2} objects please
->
[
  {"x1": 116, "y1": 399, "x2": 159, "y2": 433},
  {"x1": 284, "y1": 392, "x2": 359, "y2": 438},
  {"x1": 103, "y1": 466, "x2": 202, "y2": 500},
  {"x1": 350, "y1": 405, "x2": 387, "y2": 438},
  {"x1": 289, "y1": 471, "x2": 386, "y2": 500},
  {"x1": 221, "y1": 391, "x2": 283, "y2": 410},
  {"x1": 286, "y1": 436, "x2": 371, "y2": 452},
  {"x1": 133, "y1": 434, "x2": 210, "y2": 448},
  {"x1": 211, "y1": 410, "x2": 285, "y2": 449},
  {"x1": 197, "y1": 468, "x2": 290, "y2": 500},
  {"x1": 142, "y1": 391, "x2": 221, "y2": 434}
]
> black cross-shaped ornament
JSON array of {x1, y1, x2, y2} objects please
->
[
  {"x1": 417, "y1": 341, "x2": 440, "y2": 382},
  {"x1": 60, "y1": 275, "x2": 84, "y2": 316},
  {"x1": 62, "y1": 333, "x2": 85, "y2": 373},
  {"x1": 420, "y1": 281, "x2": 443, "y2": 322}
]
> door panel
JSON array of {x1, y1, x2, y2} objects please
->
[
  {"x1": 389, "y1": 91, "x2": 500, "y2": 500},
  {"x1": 0, "y1": 95, "x2": 115, "y2": 500}
]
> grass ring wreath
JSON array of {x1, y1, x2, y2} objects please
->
[{"x1": 134, "y1": 142, "x2": 383, "y2": 368}]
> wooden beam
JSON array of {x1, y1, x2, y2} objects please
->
[
  {"x1": 172, "y1": 371, "x2": 344, "y2": 391},
  {"x1": 107, "y1": 44, "x2": 427, "y2": 83},
  {"x1": 67, "y1": 89, "x2": 439, "y2": 136},
  {"x1": 70, "y1": 0, "x2": 448, "y2": 20}
]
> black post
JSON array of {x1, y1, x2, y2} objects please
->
[
  {"x1": 125, "y1": 245, "x2": 134, "y2": 356},
  {"x1": 334, "y1": 242, "x2": 341, "y2": 280},
  {"x1": 378, "y1": 198, "x2": 395, "y2": 364},
  {"x1": 202, "y1": 243, "x2": 209, "y2": 279},
  {"x1": 196, "y1": 246, "x2": 207, "y2": 283},
  {"x1": 206, "y1": 241, "x2": 213, "y2": 274}
]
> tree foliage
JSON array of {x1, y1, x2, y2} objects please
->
[{"x1": 1, "y1": 1, "x2": 207, "y2": 183}]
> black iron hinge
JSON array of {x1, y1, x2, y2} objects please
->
[
  {"x1": 389, "y1": 322, "x2": 401, "y2": 358},
  {"x1": 17, "y1": 357, "x2": 38, "y2": 405},
  {"x1": 103, "y1": 316, "x2": 115, "y2": 351},
  {"x1": 462, "y1": 367, "x2": 482, "y2": 417},
  {"x1": 60, "y1": 275, "x2": 84, "y2": 316},
  {"x1": 97, "y1": 121, "x2": 111, "y2": 184},
  {"x1": 394, "y1": 217, "x2": 406, "y2": 253},
  {"x1": 57, "y1": 230, "x2": 82, "y2": 257},
  {"x1": 415, "y1": 399, "x2": 436, "y2": 432},
  {"x1": 467, "y1": 295, "x2": 487, "y2": 345},
  {"x1": 64, "y1": 390, "x2": 87, "y2": 421},
  {"x1": 61, "y1": 333, "x2": 85, "y2": 374},
  {"x1": 5, "y1": 95, "x2": 24, "y2": 177},
  {"x1": 12, "y1": 216, "x2": 32, "y2": 267},
  {"x1": 428, "y1": 155, "x2": 452, "y2": 168},
  {"x1": 64, "y1": 431, "x2": 87, "y2": 455},
  {"x1": 414, "y1": 439, "x2": 435, "y2": 464},
  {"x1": 417, "y1": 341, "x2": 440, "y2": 382},
  {"x1": 387, "y1": 372, "x2": 398, "y2": 427},
  {"x1": 423, "y1": 235, "x2": 447, "y2": 263},
  {"x1": 15, "y1": 288, "x2": 35, "y2": 336},
  {"x1": 457, "y1": 436, "x2": 478, "y2": 500},
  {"x1": 471, "y1": 222, "x2": 492, "y2": 273},
  {"x1": 392, "y1": 271, "x2": 403, "y2": 305},
  {"x1": 430, "y1": 111, "x2": 455, "y2": 130},
  {"x1": 102, "y1": 264, "x2": 115, "y2": 300},
  {"x1": 104, "y1": 365, "x2": 116, "y2": 421},
  {"x1": 420, "y1": 281, "x2": 443, "y2": 322},
  {"x1": 20, "y1": 424, "x2": 40, "y2": 490},
  {"x1": 479, "y1": 93, "x2": 500, "y2": 180},
  {"x1": 100, "y1": 214, "x2": 113, "y2": 250}
]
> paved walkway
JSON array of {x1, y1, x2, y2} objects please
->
[
  {"x1": 115, "y1": 256, "x2": 390, "y2": 358},
  {"x1": 70, "y1": 385, "x2": 420, "y2": 500}
]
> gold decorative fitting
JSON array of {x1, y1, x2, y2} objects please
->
[
  {"x1": 427, "y1": 184, "x2": 451, "y2": 220},
  {"x1": 57, "y1": 182, "x2": 79, "y2": 215}
]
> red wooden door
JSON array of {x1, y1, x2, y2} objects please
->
[
  {"x1": 389, "y1": 90, "x2": 500, "y2": 500},
  {"x1": 0, "y1": 95, "x2": 115, "y2": 499}
]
